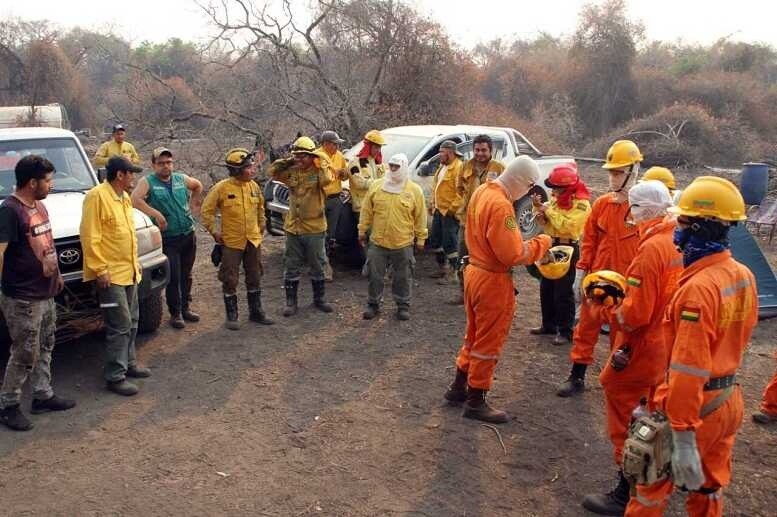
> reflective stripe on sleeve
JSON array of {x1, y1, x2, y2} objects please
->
[{"x1": 670, "y1": 362, "x2": 711, "y2": 378}]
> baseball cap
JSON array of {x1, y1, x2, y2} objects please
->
[
  {"x1": 112, "y1": 124, "x2": 126, "y2": 133},
  {"x1": 440, "y1": 140, "x2": 463, "y2": 157},
  {"x1": 320, "y1": 130, "x2": 344, "y2": 144},
  {"x1": 106, "y1": 155, "x2": 143, "y2": 174},
  {"x1": 152, "y1": 146, "x2": 173, "y2": 162}
]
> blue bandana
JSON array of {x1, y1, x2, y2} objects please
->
[{"x1": 673, "y1": 227, "x2": 729, "y2": 267}]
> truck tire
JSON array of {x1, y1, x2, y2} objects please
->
[
  {"x1": 266, "y1": 210, "x2": 285, "y2": 236},
  {"x1": 138, "y1": 292, "x2": 163, "y2": 334}
]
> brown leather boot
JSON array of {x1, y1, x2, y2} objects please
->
[{"x1": 463, "y1": 387, "x2": 509, "y2": 424}]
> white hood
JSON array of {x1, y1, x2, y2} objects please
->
[{"x1": 41, "y1": 191, "x2": 151, "y2": 240}]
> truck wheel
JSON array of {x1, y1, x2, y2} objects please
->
[
  {"x1": 138, "y1": 292, "x2": 163, "y2": 334},
  {"x1": 514, "y1": 195, "x2": 541, "y2": 239},
  {"x1": 266, "y1": 211, "x2": 285, "y2": 236}
]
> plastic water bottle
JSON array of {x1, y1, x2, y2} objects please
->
[{"x1": 632, "y1": 397, "x2": 649, "y2": 421}]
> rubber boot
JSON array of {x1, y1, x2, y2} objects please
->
[
  {"x1": 312, "y1": 279, "x2": 333, "y2": 313},
  {"x1": 223, "y1": 294, "x2": 240, "y2": 330},
  {"x1": 463, "y1": 387, "x2": 509, "y2": 424},
  {"x1": 248, "y1": 290, "x2": 274, "y2": 325},
  {"x1": 582, "y1": 471, "x2": 630, "y2": 516},
  {"x1": 557, "y1": 362, "x2": 587, "y2": 397},
  {"x1": 444, "y1": 368, "x2": 468, "y2": 404},
  {"x1": 283, "y1": 280, "x2": 299, "y2": 317}
]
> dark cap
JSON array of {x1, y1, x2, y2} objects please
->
[
  {"x1": 440, "y1": 140, "x2": 463, "y2": 157},
  {"x1": 112, "y1": 124, "x2": 126, "y2": 133},
  {"x1": 320, "y1": 130, "x2": 344, "y2": 144},
  {"x1": 152, "y1": 146, "x2": 172, "y2": 162},
  {"x1": 106, "y1": 155, "x2": 142, "y2": 175}
]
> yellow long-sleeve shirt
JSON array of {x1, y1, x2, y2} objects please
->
[
  {"x1": 200, "y1": 178, "x2": 265, "y2": 250},
  {"x1": 80, "y1": 182, "x2": 141, "y2": 285},
  {"x1": 94, "y1": 140, "x2": 140, "y2": 167},
  {"x1": 269, "y1": 158, "x2": 332, "y2": 235},
  {"x1": 456, "y1": 159, "x2": 505, "y2": 223},
  {"x1": 537, "y1": 197, "x2": 591, "y2": 240},
  {"x1": 317, "y1": 147, "x2": 347, "y2": 197},
  {"x1": 358, "y1": 180, "x2": 428, "y2": 249},
  {"x1": 349, "y1": 157, "x2": 385, "y2": 212},
  {"x1": 432, "y1": 157, "x2": 464, "y2": 217}
]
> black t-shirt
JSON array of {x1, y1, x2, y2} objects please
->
[{"x1": 0, "y1": 196, "x2": 60, "y2": 300}]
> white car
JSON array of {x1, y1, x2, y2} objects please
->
[
  {"x1": 0, "y1": 127, "x2": 169, "y2": 346},
  {"x1": 265, "y1": 124, "x2": 576, "y2": 238}
]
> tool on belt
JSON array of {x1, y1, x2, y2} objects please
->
[{"x1": 622, "y1": 375, "x2": 737, "y2": 487}]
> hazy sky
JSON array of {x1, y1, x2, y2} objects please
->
[{"x1": 4, "y1": 0, "x2": 776, "y2": 48}]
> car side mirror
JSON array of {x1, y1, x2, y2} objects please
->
[
  {"x1": 418, "y1": 161, "x2": 435, "y2": 176},
  {"x1": 97, "y1": 168, "x2": 107, "y2": 182}
]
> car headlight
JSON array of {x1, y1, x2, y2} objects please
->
[{"x1": 136, "y1": 224, "x2": 162, "y2": 256}]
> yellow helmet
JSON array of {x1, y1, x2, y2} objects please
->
[
  {"x1": 668, "y1": 176, "x2": 746, "y2": 222},
  {"x1": 364, "y1": 129, "x2": 386, "y2": 146},
  {"x1": 582, "y1": 270, "x2": 627, "y2": 307},
  {"x1": 536, "y1": 245, "x2": 574, "y2": 280},
  {"x1": 224, "y1": 147, "x2": 253, "y2": 168},
  {"x1": 641, "y1": 166, "x2": 676, "y2": 190},
  {"x1": 291, "y1": 136, "x2": 317, "y2": 154},
  {"x1": 603, "y1": 140, "x2": 643, "y2": 170}
]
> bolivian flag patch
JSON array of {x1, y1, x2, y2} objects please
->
[
  {"x1": 680, "y1": 307, "x2": 701, "y2": 322},
  {"x1": 627, "y1": 276, "x2": 642, "y2": 287}
]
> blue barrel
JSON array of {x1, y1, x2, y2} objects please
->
[{"x1": 740, "y1": 162, "x2": 769, "y2": 205}]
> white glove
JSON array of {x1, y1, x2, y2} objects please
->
[{"x1": 671, "y1": 430, "x2": 705, "y2": 491}]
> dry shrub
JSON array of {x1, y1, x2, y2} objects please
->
[{"x1": 582, "y1": 102, "x2": 765, "y2": 167}]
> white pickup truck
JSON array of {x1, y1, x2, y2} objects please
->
[
  {"x1": 0, "y1": 127, "x2": 169, "y2": 347},
  {"x1": 265, "y1": 124, "x2": 576, "y2": 238}
]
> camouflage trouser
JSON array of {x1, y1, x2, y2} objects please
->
[{"x1": 0, "y1": 295, "x2": 56, "y2": 408}]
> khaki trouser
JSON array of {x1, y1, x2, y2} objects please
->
[
  {"x1": 218, "y1": 243, "x2": 262, "y2": 295},
  {"x1": 0, "y1": 295, "x2": 57, "y2": 408},
  {"x1": 98, "y1": 284, "x2": 139, "y2": 383},
  {"x1": 367, "y1": 244, "x2": 414, "y2": 308}
]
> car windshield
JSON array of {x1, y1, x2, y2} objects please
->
[
  {"x1": 345, "y1": 133, "x2": 430, "y2": 164},
  {"x1": 0, "y1": 137, "x2": 96, "y2": 198}
]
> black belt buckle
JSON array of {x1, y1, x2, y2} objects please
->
[{"x1": 703, "y1": 374, "x2": 736, "y2": 391}]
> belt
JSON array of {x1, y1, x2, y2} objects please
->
[
  {"x1": 703, "y1": 375, "x2": 736, "y2": 391},
  {"x1": 461, "y1": 255, "x2": 512, "y2": 274},
  {"x1": 553, "y1": 237, "x2": 579, "y2": 245}
]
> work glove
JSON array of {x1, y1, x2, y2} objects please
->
[
  {"x1": 671, "y1": 430, "x2": 705, "y2": 491},
  {"x1": 211, "y1": 244, "x2": 223, "y2": 267}
]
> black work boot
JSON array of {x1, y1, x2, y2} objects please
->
[
  {"x1": 283, "y1": 280, "x2": 299, "y2": 317},
  {"x1": 312, "y1": 279, "x2": 333, "y2": 313},
  {"x1": 31, "y1": 394, "x2": 76, "y2": 414},
  {"x1": 223, "y1": 294, "x2": 240, "y2": 330},
  {"x1": 463, "y1": 388, "x2": 509, "y2": 424},
  {"x1": 182, "y1": 307, "x2": 200, "y2": 322},
  {"x1": 529, "y1": 326, "x2": 556, "y2": 335},
  {"x1": 363, "y1": 304, "x2": 379, "y2": 320},
  {"x1": 582, "y1": 471, "x2": 631, "y2": 516},
  {"x1": 396, "y1": 307, "x2": 410, "y2": 321},
  {"x1": 0, "y1": 404, "x2": 33, "y2": 431},
  {"x1": 444, "y1": 368, "x2": 468, "y2": 404},
  {"x1": 169, "y1": 313, "x2": 185, "y2": 329},
  {"x1": 557, "y1": 363, "x2": 587, "y2": 398},
  {"x1": 248, "y1": 290, "x2": 274, "y2": 325}
]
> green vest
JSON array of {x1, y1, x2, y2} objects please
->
[{"x1": 146, "y1": 172, "x2": 194, "y2": 238}]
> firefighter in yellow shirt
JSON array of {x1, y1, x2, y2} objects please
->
[
  {"x1": 201, "y1": 148, "x2": 274, "y2": 330},
  {"x1": 93, "y1": 125, "x2": 140, "y2": 167},
  {"x1": 268, "y1": 136, "x2": 334, "y2": 317},
  {"x1": 531, "y1": 163, "x2": 591, "y2": 345},
  {"x1": 358, "y1": 154, "x2": 428, "y2": 321},
  {"x1": 429, "y1": 140, "x2": 464, "y2": 283},
  {"x1": 317, "y1": 130, "x2": 348, "y2": 281}
]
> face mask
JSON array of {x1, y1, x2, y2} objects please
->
[{"x1": 389, "y1": 167, "x2": 403, "y2": 182}]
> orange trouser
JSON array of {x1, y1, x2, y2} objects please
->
[
  {"x1": 455, "y1": 266, "x2": 515, "y2": 390},
  {"x1": 625, "y1": 388, "x2": 744, "y2": 517},
  {"x1": 570, "y1": 300, "x2": 613, "y2": 365},
  {"x1": 601, "y1": 379, "x2": 654, "y2": 465},
  {"x1": 761, "y1": 363, "x2": 777, "y2": 415}
]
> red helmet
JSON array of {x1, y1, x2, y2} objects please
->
[{"x1": 545, "y1": 163, "x2": 579, "y2": 189}]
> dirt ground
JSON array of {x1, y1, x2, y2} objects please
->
[{"x1": 1, "y1": 168, "x2": 776, "y2": 516}]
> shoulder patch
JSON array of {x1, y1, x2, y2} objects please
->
[
  {"x1": 680, "y1": 306, "x2": 701, "y2": 322},
  {"x1": 627, "y1": 276, "x2": 642, "y2": 287},
  {"x1": 575, "y1": 201, "x2": 588, "y2": 210},
  {"x1": 505, "y1": 215, "x2": 518, "y2": 231}
]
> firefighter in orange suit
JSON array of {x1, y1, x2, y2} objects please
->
[
  {"x1": 557, "y1": 140, "x2": 643, "y2": 398},
  {"x1": 443, "y1": 156, "x2": 552, "y2": 424},
  {"x1": 626, "y1": 176, "x2": 758, "y2": 517},
  {"x1": 580, "y1": 181, "x2": 683, "y2": 516},
  {"x1": 753, "y1": 358, "x2": 777, "y2": 424}
]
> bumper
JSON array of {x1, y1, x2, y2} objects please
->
[{"x1": 137, "y1": 252, "x2": 170, "y2": 300}]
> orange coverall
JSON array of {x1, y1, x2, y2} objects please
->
[
  {"x1": 455, "y1": 182, "x2": 551, "y2": 390},
  {"x1": 626, "y1": 250, "x2": 758, "y2": 517},
  {"x1": 571, "y1": 193, "x2": 640, "y2": 365},
  {"x1": 594, "y1": 218, "x2": 683, "y2": 465},
  {"x1": 759, "y1": 355, "x2": 777, "y2": 416}
]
